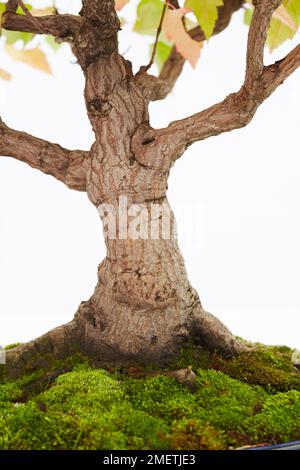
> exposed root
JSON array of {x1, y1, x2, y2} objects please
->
[
  {"x1": 191, "y1": 305, "x2": 250, "y2": 357},
  {"x1": 4, "y1": 320, "x2": 81, "y2": 379},
  {"x1": 2, "y1": 300, "x2": 249, "y2": 380}
]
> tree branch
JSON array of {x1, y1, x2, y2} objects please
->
[
  {"x1": 1, "y1": 11, "x2": 82, "y2": 38},
  {"x1": 143, "y1": 3, "x2": 167, "y2": 72},
  {"x1": 6, "y1": 0, "x2": 18, "y2": 13},
  {"x1": 137, "y1": 0, "x2": 244, "y2": 101},
  {"x1": 16, "y1": 0, "x2": 45, "y2": 33},
  {"x1": 158, "y1": 0, "x2": 299, "y2": 149},
  {"x1": 0, "y1": 121, "x2": 89, "y2": 191}
]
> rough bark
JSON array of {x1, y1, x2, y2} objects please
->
[
  {"x1": 0, "y1": 120, "x2": 89, "y2": 191},
  {"x1": 133, "y1": 0, "x2": 300, "y2": 152},
  {"x1": 5, "y1": 320, "x2": 81, "y2": 379},
  {"x1": 2, "y1": 11, "x2": 82, "y2": 38},
  {"x1": 1, "y1": 0, "x2": 299, "y2": 378}
]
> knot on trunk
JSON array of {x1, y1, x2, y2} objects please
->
[
  {"x1": 80, "y1": 0, "x2": 119, "y2": 23},
  {"x1": 131, "y1": 123, "x2": 186, "y2": 172},
  {"x1": 112, "y1": 271, "x2": 177, "y2": 309},
  {"x1": 74, "y1": 1, "x2": 120, "y2": 68},
  {"x1": 87, "y1": 98, "x2": 112, "y2": 117},
  {"x1": 73, "y1": 26, "x2": 118, "y2": 67}
]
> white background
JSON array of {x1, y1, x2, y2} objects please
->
[{"x1": 0, "y1": 0, "x2": 299, "y2": 348}]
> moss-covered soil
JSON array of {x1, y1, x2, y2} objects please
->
[{"x1": 0, "y1": 343, "x2": 299, "y2": 450}]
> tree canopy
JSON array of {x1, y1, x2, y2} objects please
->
[{"x1": 0, "y1": 0, "x2": 299, "y2": 80}]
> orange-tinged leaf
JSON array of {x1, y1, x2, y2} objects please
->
[
  {"x1": 162, "y1": 8, "x2": 202, "y2": 68},
  {"x1": 31, "y1": 7, "x2": 56, "y2": 17},
  {"x1": 0, "y1": 68, "x2": 12, "y2": 81},
  {"x1": 115, "y1": 0, "x2": 129, "y2": 10},
  {"x1": 5, "y1": 45, "x2": 52, "y2": 74},
  {"x1": 246, "y1": 0, "x2": 297, "y2": 31}
]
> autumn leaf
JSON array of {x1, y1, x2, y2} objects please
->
[
  {"x1": 115, "y1": 0, "x2": 129, "y2": 11},
  {"x1": 185, "y1": 0, "x2": 223, "y2": 40},
  {"x1": 245, "y1": 1, "x2": 298, "y2": 51},
  {"x1": 5, "y1": 45, "x2": 52, "y2": 74},
  {"x1": 245, "y1": 0, "x2": 298, "y2": 31},
  {"x1": 31, "y1": 7, "x2": 56, "y2": 17},
  {"x1": 162, "y1": 8, "x2": 202, "y2": 68},
  {"x1": 0, "y1": 68, "x2": 12, "y2": 81}
]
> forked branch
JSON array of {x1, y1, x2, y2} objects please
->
[
  {"x1": 158, "y1": 0, "x2": 300, "y2": 149},
  {"x1": 0, "y1": 121, "x2": 89, "y2": 191}
]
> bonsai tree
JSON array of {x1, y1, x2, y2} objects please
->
[{"x1": 1, "y1": 0, "x2": 299, "y2": 378}]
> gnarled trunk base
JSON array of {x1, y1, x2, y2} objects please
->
[{"x1": 3, "y1": 298, "x2": 247, "y2": 379}]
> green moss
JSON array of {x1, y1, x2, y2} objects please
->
[
  {"x1": 168, "y1": 419, "x2": 227, "y2": 450},
  {"x1": 246, "y1": 390, "x2": 300, "y2": 443},
  {"x1": 0, "y1": 381, "x2": 24, "y2": 407},
  {"x1": 4, "y1": 343, "x2": 22, "y2": 350},
  {"x1": 39, "y1": 369, "x2": 125, "y2": 416},
  {"x1": 0, "y1": 343, "x2": 299, "y2": 450},
  {"x1": 171, "y1": 343, "x2": 300, "y2": 394},
  {"x1": 0, "y1": 402, "x2": 88, "y2": 450},
  {"x1": 219, "y1": 350, "x2": 300, "y2": 393}
]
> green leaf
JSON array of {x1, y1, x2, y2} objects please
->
[
  {"x1": 3, "y1": 30, "x2": 34, "y2": 46},
  {"x1": 46, "y1": 35, "x2": 61, "y2": 52},
  {"x1": 283, "y1": 0, "x2": 300, "y2": 26},
  {"x1": 0, "y1": 2, "x2": 6, "y2": 31},
  {"x1": 185, "y1": 0, "x2": 224, "y2": 40},
  {"x1": 0, "y1": 2, "x2": 33, "y2": 36},
  {"x1": 267, "y1": 17, "x2": 295, "y2": 52},
  {"x1": 17, "y1": 3, "x2": 33, "y2": 14},
  {"x1": 243, "y1": 3, "x2": 298, "y2": 51},
  {"x1": 149, "y1": 40, "x2": 172, "y2": 72},
  {"x1": 243, "y1": 8, "x2": 253, "y2": 26},
  {"x1": 0, "y1": 2, "x2": 33, "y2": 16},
  {"x1": 133, "y1": 0, "x2": 164, "y2": 36}
]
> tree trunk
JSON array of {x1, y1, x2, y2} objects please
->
[
  {"x1": 79, "y1": 197, "x2": 198, "y2": 362},
  {"x1": 76, "y1": 51, "x2": 243, "y2": 363},
  {"x1": 3, "y1": 2, "x2": 248, "y2": 378},
  {"x1": 2, "y1": 0, "x2": 300, "y2": 379},
  {"x1": 4, "y1": 52, "x2": 244, "y2": 379},
  {"x1": 77, "y1": 52, "x2": 190, "y2": 361}
]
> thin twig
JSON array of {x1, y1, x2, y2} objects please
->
[
  {"x1": 16, "y1": 0, "x2": 44, "y2": 34},
  {"x1": 142, "y1": 3, "x2": 167, "y2": 72}
]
